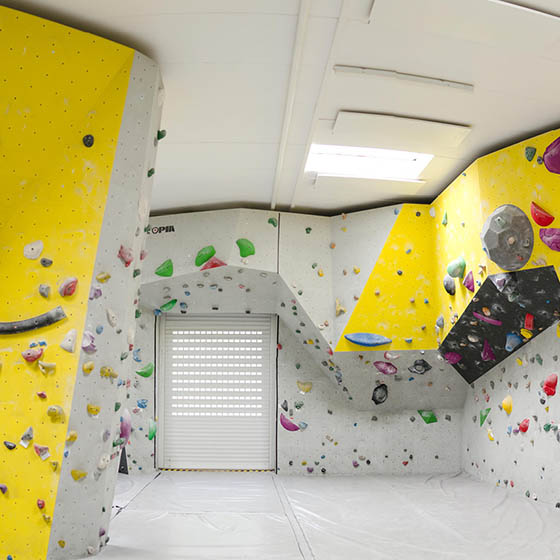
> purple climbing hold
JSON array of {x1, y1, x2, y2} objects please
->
[
  {"x1": 539, "y1": 228, "x2": 560, "y2": 251},
  {"x1": 81, "y1": 331, "x2": 97, "y2": 354},
  {"x1": 481, "y1": 339, "x2": 495, "y2": 362},
  {"x1": 0, "y1": 484, "x2": 7, "y2": 494},
  {"x1": 473, "y1": 311, "x2": 502, "y2": 326},
  {"x1": 463, "y1": 270, "x2": 474, "y2": 292},
  {"x1": 280, "y1": 413, "x2": 300, "y2": 432},
  {"x1": 89, "y1": 286, "x2": 102, "y2": 300},
  {"x1": 120, "y1": 409, "x2": 132, "y2": 442},
  {"x1": 444, "y1": 352, "x2": 462, "y2": 364},
  {"x1": 543, "y1": 136, "x2": 560, "y2": 174},
  {"x1": 373, "y1": 361, "x2": 397, "y2": 375}
]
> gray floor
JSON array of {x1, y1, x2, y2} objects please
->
[{"x1": 102, "y1": 471, "x2": 560, "y2": 559}]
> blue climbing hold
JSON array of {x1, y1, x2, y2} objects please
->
[
  {"x1": 344, "y1": 333, "x2": 392, "y2": 347},
  {"x1": 505, "y1": 332, "x2": 523, "y2": 352}
]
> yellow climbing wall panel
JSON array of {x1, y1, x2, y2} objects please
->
[
  {"x1": 0, "y1": 7, "x2": 133, "y2": 559},
  {"x1": 337, "y1": 128, "x2": 560, "y2": 352}
]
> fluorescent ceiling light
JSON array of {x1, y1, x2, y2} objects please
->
[{"x1": 305, "y1": 144, "x2": 433, "y2": 182}]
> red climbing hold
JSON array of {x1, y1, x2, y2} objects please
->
[
  {"x1": 117, "y1": 245, "x2": 133, "y2": 267},
  {"x1": 22, "y1": 348, "x2": 43, "y2": 362},
  {"x1": 277, "y1": 344, "x2": 282, "y2": 350},
  {"x1": 402, "y1": 461, "x2": 409, "y2": 466},
  {"x1": 519, "y1": 418, "x2": 530, "y2": 433},
  {"x1": 531, "y1": 202, "x2": 555, "y2": 227},
  {"x1": 200, "y1": 255, "x2": 227, "y2": 270},
  {"x1": 37, "y1": 499, "x2": 45, "y2": 509},
  {"x1": 544, "y1": 374, "x2": 558, "y2": 397},
  {"x1": 524, "y1": 313, "x2": 534, "y2": 331}
]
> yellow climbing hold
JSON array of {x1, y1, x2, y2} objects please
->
[
  {"x1": 100, "y1": 366, "x2": 117, "y2": 379},
  {"x1": 96, "y1": 272, "x2": 111, "y2": 283},
  {"x1": 520, "y1": 328, "x2": 533, "y2": 339},
  {"x1": 58, "y1": 540, "x2": 66, "y2": 549},
  {"x1": 306, "y1": 339, "x2": 314, "y2": 345},
  {"x1": 66, "y1": 431, "x2": 78, "y2": 443},
  {"x1": 353, "y1": 267, "x2": 360, "y2": 274},
  {"x1": 335, "y1": 298, "x2": 346, "y2": 316},
  {"x1": 71, "y1": 469, "x2": 87, "y2": 481},
  {"x1": 502, "y1": 395, "x2": 513, "y2": 415},
  {"x1": 516, "y1": 358, "x2": 523, "y2": 366},
  {"x1": 50, "y1": 461, "x2": 59, "y2": 471},
  {"x1": 87, "y1": 404, "x2": 101, "y2": 416},
  {"x1": 318, "y1": 268, "x2": 324, "y2": 277},
  {"x1": 487, "y1": 429, "x2": 495, "y2": 441},
  {"x1": 297, "y1": 381, "x2": 312, "y2": 393},
  {"x1": 83, "y1": 361, "x2": 94, "y2": 374}
]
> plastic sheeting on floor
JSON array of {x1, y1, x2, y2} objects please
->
[{"x1": 102, "y1": 471, "x2": 560, "y2": 559}]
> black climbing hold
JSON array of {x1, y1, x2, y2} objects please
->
[
  {"x1": 372, "y1": 384, "x2": 388, "y2": 405},
  {"x1": 82, "y1": 134, "x2": 94, "y2": 148},
  {"x1": 40, "y1": 258, "x2": 53, "y2": 267},
  {"x1": 3, "y1": 441, "x2": 16, "y2": 450},
  {"x1": 407, "y1": 359, "x2": 432, "y2": 374}
]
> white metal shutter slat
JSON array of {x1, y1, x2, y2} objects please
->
[{"x1": 158, "y1": 314, "x2": 276, "y2": 470}]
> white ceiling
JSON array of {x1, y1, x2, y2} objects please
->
[{"x1": 7, "y1": 0, "x2": 560, "y2": 214}]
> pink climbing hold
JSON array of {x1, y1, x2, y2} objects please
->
[
  {"x1": 117, "y1": 245, "x2": 133, "y2": 267},
  {"x1": 539, "y1": 228, "x2": 560, "y2": 251},
  {"x1": 543, "y1": 136, "x2": 560, "y2": 174},
  {"x1": 58, "y1": 277, "x2": 78, "y2": 297},
  {"x1": 463, "y1": 270, "x2": 474, "y2": 292},
  {"x1": 481, "y1": 340, "x2": 495, "y2": 362},
  {"x1": 473, "y1": 311, "x2": 502, "y2": 326},
  {"x1": 373, "y1": 361, "x2": 397, "y2": 375},
  {"x1": 22, "y1": 347, "x2": 43, "y2": 362},
  {"x1": 120, "y1": 409, "x2": 132, "y2": 442},
  {"x1": 140, "y1": 249, "x2": 147, "y2": 261},
  {"x1": 544, "y1": 374, "x2": 558, "y2": 397},
  {"x1": 37, "y1": 391, "x2": 47, "y2": 399},
  {"x1": 444, "y1": 352, "x2": 462, "y2": 365},
  {"x1": 519, "y1": 418, "x2": 530, "y2": 433},
  {"x1": 33, "y1": 444, "x2": 50, "y2": 460},
  {"x1": 200, "y1": 256, "x2": 227, "y2": 270},
  {"x1": 37, "y1": 499, "x2": 45, "y2": 509},
  {"x1": 280, "y1": 413, "x2": 300, "y2": 432}
]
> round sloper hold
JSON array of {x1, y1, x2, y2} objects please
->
[
  {"x1": 372, "y1": 384, "x2": 388, "y2": 405},
  {"x1": 82, "y1": 134, "x2": 94, "y2": 147},
  {"x1": 24, "y1": 240, "x2": 43, "y2": 260},
  {"x1": 480, "y1": 204, "x2": 533, "y2": 271}
]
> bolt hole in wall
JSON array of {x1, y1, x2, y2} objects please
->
[{"x1": 156, "y1": 314, "x2": 277, "y2": 470}]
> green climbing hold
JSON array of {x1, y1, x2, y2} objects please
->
[
  {"x1": 157, "y1": 129, "x2": 167, "y2": 141},
  {"x1": 115, "y1": 402, "x2": 121, "y2": 412},
  {"x1": 418, "y1": 410, "x2": 438, "y2": 424},
  {"x1": 305, "y1": 227, "x2": 312, "y2": 234},
  {"x1": 147, "y1": 168, "x2": 155, "y2": 177},
  {"x1": 268, "y1": 217, "x2": 278, "y2": 227},
  {"x1": 133, "y1": 269, "x2": 141, "y2": 278},
  {"x1": 535, "y1": 353, "x2": 543, "y2": 366},
  {"x1": 525, "y1": 146, "x2": 536, "y2": 162},
  {"x1": 442, "y1": 212, "x2": 448, "y2": 226},
  {"x1": 447, "y1": 256, "x2": 466, "y2": 278},
  {"x1": 544, "y1": 423, "x2": 552, "y2": 432},
  {"x1": 155, "y1": 259, "x2": 173, "y2": 277},
  {"x1": 236, "y1": 238, "x2": 255, "y2": 258},
  {"x1": 135, "y1": 309, "x2": 142, "y2": 319},
  {"x1": 160, "y1": 299, "x2": 177, "y2": 312},
  {"x1": 195, "y1": 245, "x2": 216, "y2": 266},
  {"x1": 480, "y1": 407, "x2": 491, "y2": 426},
  {"x1": 136, "y1": 363, "x2": 154, "y2": 378},
  {"x1": 148, "y1": 419, "x2": 157, "y2": 441}
]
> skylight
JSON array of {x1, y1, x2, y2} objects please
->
[{"x1": 304, "y1": 144, "x2": 433, "y2": 182}]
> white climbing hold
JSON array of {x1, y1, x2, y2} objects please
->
[
  {"x1": 60, "y1": 329, "x2": 77, "y2": 353},
  {"x1": 24, "y1": 240, "x2": 43, "y2": 260},
  {"x1": 106, "y1": 308, "x2": 118, "y2": 328},
  {"x1": 38, "y1": 361, "x2": 56, "y2": 375},
  {"x1": 97, "y1": 454, "x2": 110, "y2": 470},
  {"x1": 429, "y1": 207, "x2": 436, "y2": 218}
]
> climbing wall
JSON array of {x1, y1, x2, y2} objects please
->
[
  {"x1": 0, "y1": 7, "x2": 163, "y2": 560},
  {"x1": 462, "y1": 323, "x2": 560, "y2": 507}
]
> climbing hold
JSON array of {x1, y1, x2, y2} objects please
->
[
  {"x1": 83, "y1": 361, "x2": 94, "y2": 374},
  {"x1": 66, "y1": 431, "x2": 78, "y2": 443},
  {"x1": 539, "y1": 228, "x2": 560, "y2": 251},
  {"x1": 447, "y1": 256, "x2": 466, "y2": 278},
  {"x1": 34, "y1": 444, "x2": 50, "y2": 461},
  {"x1": 157, "y1": 129, "x2": 167, "y2": 141},
  {"x1": 47, "y1": 406, "x2": 65, "y2": 422},
  {"x1": 543, "y1": 136, "x2": 560, "y2": 173},
  {"x1": 408, "y1": 359, "x2": 432, "y2": 374},
  {"x1": 268, "y1": 217, "x2": 278, "y2": 227},
  {"x1": 37, "y1": 499, "x2": 46, "y2": 510},
  {"x1": 305, "y1": 227, "x2": 312, "y2": 234},
  {"x1": 544, "y1": 374, "x2": 557, "y2": 396},
  {"x1": 444, "y1": 352, "x2": 462, "y2": 364},
  {"x1": 344, "y1": 333, "x2": 391, "y2": 347},
  {"x1": 136, "y1": 363, "x2": 154, "y2": 378},
  {"x1": 335, "y1": 299, "x2": 346, "y2": 316},
  {"x1": 89, "y1": 286, "x2": 102, "y2": 300},
  {"x1": 37, "y1": 392, "x2": 47, "y2": 399},
  {"x1": 22, "y1": 347, "x2": 43, "y2": 362},
  {"x1": 105, "y1": 308, "x2": 118, "y2": 328},
  {"x1": 373, "y1": 361, "x2": 397, "y2": 375},
  {"x1": 443, "y1": 275, "x2": 456, "y2": 295},
  {"x1": 481, "y1": 340, "x2": 495, "y2": 361},
  {"x1": 524, "y1": 313, "x2": 534, "y2": 331},
  {"x1": 58, "y1": 277, "x2": 78, "y2": 297},
  {"x1": 3, "y1": 440, "x2": 16, "y2": 450},
  {"x1": 297, "y1": 381, "x2": 312, "y2": 393},
  {"x1": 82, "y1": 134, "x2": 94, "y2": 147},
  {"x1": 148, "y1": 168, "x2": 155, "y2": 177},
  {"x1": 154, "y1": 258, "x2": 174, "y2": 278},
  {"x1": 502, "y1": 395, "x2": 513, "y2": 415},
  {"x1": 0, "y1": 485, "x2": 7, "y2": 494},
  {"x1": 525, "y1": 146, "x2": 536, "y2": 161},
  {"x1": 195, "y1": 247, "x2": 215, "y2": 267},
  {"x1": 96, "y1": 272, "x2": 111, "y2": 283},
  {"x1": 418, "y1": 410, "x2": 437, "y2": 424},
  {"x1": 117, "y1": 245, "x2": 134, "y2": 268},
  {"x1": 530, "y1": 202, "x2": 554, "y2": 227},
  {"x1": 71, "y1": 470, "x2": 87, "y2": 481},
  {"x1": 442, "y1": 212, "x2": 448, "y2": 226},
  {"x1": 371, "y1": 384, "x2": 388, "y2": 405},
  {"x1": 520, "y1": 328, "x2": 533, "y2": 339},
  {"x1": 236, "y1": 238, "x2": 255, "y2": 257},
  {"x1": 200, "y1": 256, "x2": 227, "y2": 270},
  {"x1": 39, "y1": 284, "x2": 50, "y2": 298},
  {"x1": 87, "y1": 404, "x2": 101, "y2": 416},
  {"x1": 40, "y1": 258, "x2": 53, "y2": 267},
  {"x1": 480, "y1": 407, "x2": 491, "y2": 426},
  {"x1": 487, "y1": 429, "x2": 495, "y2": 441},
  {"x1": 24, "y1": 240, "x2": 44, "y2": 260},
  {"x1": 505, "y1": 332, "x2": 523, "y2": 352},
  {"x1": 463, "y1": 270, "x2": 475, "y2": 292},
  {"x1": 519, "y1": 418, "x2": 530, "y2": 432},
  {"x1": 481, "y1": 204, "x2": 533, "y2": 270},
  {"x1": 318, "y1": 268, "x2": 324, "y2": 277},
  {"x1": 353, "y1": 266, "x2": 360, "y2": 274},
  {"x1": 81, "y1": 331, "x2": 97, "y2": 354},
  {"x1": 280, "y1": 400, "x2": 288, "y2": 412},
  {"x1": 160, "y1": 299, "x2": 177, "y2": 312},
  {"x1": 473, "y1": 311, "x2": 502, "y2": 326},
  {"x1": 280, "y1": 413, "x2": 300, "y2": 431},
  {"x1": 148, "y1": 419, "x2": 157, "y2": 441},
  {"x1": 120, "y1": 409, "x2": 132, "y2": 442},
  {"x1": 384, "y1": 351, "x2": 400, "y2": 360},
  {"x1": 436, "y1": 315, "x2": 444, "y2": 329}
]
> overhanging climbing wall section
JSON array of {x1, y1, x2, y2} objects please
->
[{"x1": 0, "y1": 7, "x2": 163, "y2": 560}]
